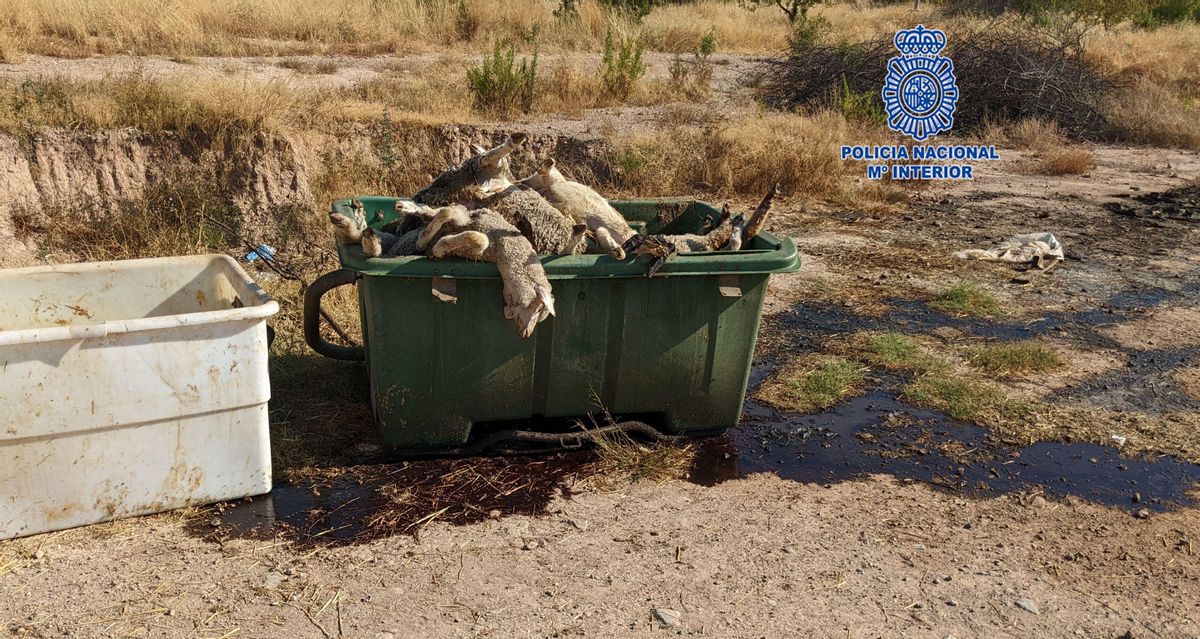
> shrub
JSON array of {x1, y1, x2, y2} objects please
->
[
  {"x1": 786, "y1": 13, "x2": 831, "y2": 52},
  {"x1": 739, "y1": 0, "x2": 822, "y2": 23},
  {"x1": 454, "y1": 0, "x2": 480, "y2": 41},
  {"x1": 600, "y1": 30, "x2": 646, "y2": 101},
  {"x1": 600, "y1": 0, "x2": 657, "y2": 20},
  {"x1": 467, "y1": 39, "x2": 538, "y2": 115},
  {"x1": 373, "y1": 107, "x2": 399, "y2": 169},
  {"x1": 667, "y1": 26, "x2": 715, "y2": 100},
  {"x1": 1135, "y1": 0, "x2": 1200, "y2": 26},
  {"x1": 837, "y1": 74, "x2": 885, "y2": 125},
  {"x1": 762, "y1": 18, "x2": 1113, "y2": 140}
]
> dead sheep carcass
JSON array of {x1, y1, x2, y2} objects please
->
[
  {"x1": 518, "y1": 158, "x2": 635, "y2": 260},
  {"x1": 620, "y1": 183, "x2": 779, "y2": 274},
  {"x1": 329, "y1": 200, "x2": 433, "y2": 259},
  {"x1": 415, "y1": 204, "x2": 555, "y2": 339},
  {"x1": 412, "y1": 133, "x2": 586, "y2": 256},
  {"x1": 328, "y1": 198, "x2": 370, "y2": 246},
  {"x1": 327, "y1": 197, "x2": 554, "y2": 338}
]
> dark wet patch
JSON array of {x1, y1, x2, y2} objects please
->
[
  {"x1": 692, "y1": 392, "x2": 1200, "y2": 513},
  {"x1": 770, "y1": 289, "x2": 1188, "y2": 351},
  {"x1": 763, "y1": 286, "x2": 1200, "y2": 413},
  {"x1": 1107, "y1": 183, "x2": 1200, "y2": 222},
  {"x1": 1046, "y1": 346, "x2": 1200, "y2": 412},
  {"x1": 194, "y1": 453, "x2": 592, "y2": 546}
]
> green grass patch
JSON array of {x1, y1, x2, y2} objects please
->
[
  {"x1": 966, "y1": 342, "x2": 1064, "y2": 377},
  {"x1": 762, "y1": 358, "x2": 865, "y2": 413},
  {"x1": 930, "y1": 281, "x2": 1003, "y2": 317},
  {"x1": 902, "y1": 374, "x2": 1033, "y2": 424},
  {"x1": 862, "y1": 332, "x2": 948, "y2": 373}
]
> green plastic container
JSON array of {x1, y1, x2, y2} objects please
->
[{"x1": 313, "y1": 196, "x2": 800, "y2": 449}]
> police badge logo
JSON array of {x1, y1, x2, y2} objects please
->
[{"x1": 882, "y1": 25, "x2": 958, "y2": 141}]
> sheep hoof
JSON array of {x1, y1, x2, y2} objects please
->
[
  {"x1": 361, "y1": 228, "x2": 382, "y2": 257},
  {"x1": 622, "y1": 233, "x2": 647, "y2": 253}
]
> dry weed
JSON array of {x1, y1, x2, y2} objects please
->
[
  {"x1": 1036, "y1": 146, "x2": 1097, "y2": 175},
  {"x1": 276, "y1": 58, "x2": 339, "y2": 75},
  {"x1": 642, "y1": 1, "x2": 791, "y2": 53},
  {"x1": 0, "y1": 30, "x2": 24, "y2": 63},
  {"x1": 1103, "y1": 77, "x2": 1200, "y2": 149},
  {"x1": 589, "y1": 431, "x2": 695, "y2": 486},
  {"x1": 1088, "y1": 22, "x2": 1200, "y2": 93},
  {"x1": 612, "y1": 111, "x2": 887, "y2": 199},
  {"x1": 982, "y1": 118, "x2": 1065, "y2": 152}
]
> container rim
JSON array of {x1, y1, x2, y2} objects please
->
[
  {"x1": 0, "y1": 254, "x2": 279, "y2": 347},
  {"x1": 332, "y1": 196, "x2": 802, "y2": 279}
]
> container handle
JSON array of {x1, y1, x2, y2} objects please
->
[{"x1": 303, "y1": 269, "x2": 365, "y2": 361}]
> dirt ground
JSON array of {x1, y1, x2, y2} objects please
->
[
  {"x1": 2, "y1": 474, "x2": 1197, "y2": 639},
  {"x1": 3, "y1": 54, "x2": 1200, "y2": 638}
]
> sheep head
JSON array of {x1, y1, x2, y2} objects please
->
[
  {"x1": 518, "y1": 157, "x2": 565, "y2": 192},
  {"x1": 505, "y1": 284, "x2": 555, "y2": 339}
]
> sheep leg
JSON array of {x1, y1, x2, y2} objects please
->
[
  {"x1": 723, "y1": 215, "x2": 747, "y2": 251},
  {"x1": 565, "y1": 224, "x2": 589, "y2": 255},
  {"x1": 329, "y1": 213, "x2": 363, "y2": 245},
  {"x1": 595, "y1": 226, "x2": 626, "y2": 260},
  {"x1": 699, "y1": 203, "x2": 731, "y2": 235},
  {"x1": 430, "y1": 231, "x2": 490, "y2": 261},
  {"x1": 742, "y1": 182, "x2": 779, "y2": 244},
  {"x1": 479, "y1": 133, "x2": 528, "y2": 170},
  {"x1": 415, "y1": 205, "x2": 471, "y2": 252},
  {"x1": 622, "y1": 232, "x2": 647, "y2": 254},
  {"x1": 351, "y1": 199, "x2": 367, "y2": 228}
]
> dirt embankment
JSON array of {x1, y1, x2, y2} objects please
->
[{"x1": 0, "y1": 124, "x2": 615, "y2": 265}]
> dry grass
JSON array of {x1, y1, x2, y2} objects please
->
[
  {"x1": 589, "y1": 431, "x2": 695, "y2": 486},
  {"x1": 816, "y1": 3, "x2": 937, "y2": 45},
  {"x1": 0, "y1": 30, "x2": 24, "y2": 63},
  {"x1": 11, "y1": 167, "x2": 252, "y2": 261},
  {"x1": 1036, "y1": 146, "x2": 1097, "y2": 175},
  {"x1": 611, "y1": 110, "x2": 891, "y2": 199},
  {"x1": 0, "y1": 74, "x2": 306, "y2": 137},
  {"x1": 0, "y1": 0, "x2": 617, "y2": 57},
  {"x1": 0, "y1": 56, "x2": 688, "y2": 138},
  {"x1": 980, "y1": 118, "x2": 1065, "y2": 152},
  {"x1": 276, "y1": 58, "x2": 339, "y2": 75},
  {"x1": 1102, "y1": 77, "x2": 1200, "y2": 148},
  {"x1": 0, "y1": 0, "x2": 939, "y2": 60},
  {"x1": 641, "y1": 1, "x2": 791, "y2": 53},
  {"x1": 1087, "y1": 23, "x2": 1200, "y2": 148},
  {"x1": 1088, "y1": 22, "x2": 1200, "y2": 94},
  {"x1": 0, "y1": 0, "x2": 797, "y2": 58},
  {"x1": 533, "y1": 58, "x2": 676, "y2": 115}
]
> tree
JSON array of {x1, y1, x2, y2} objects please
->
[{"x1": 740, "y1": 0, "x2": 823, "y2": 23}]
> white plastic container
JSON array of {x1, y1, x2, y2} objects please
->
[{"x1": 0, "y1": 254, "x2": 278, "y2": 539}]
